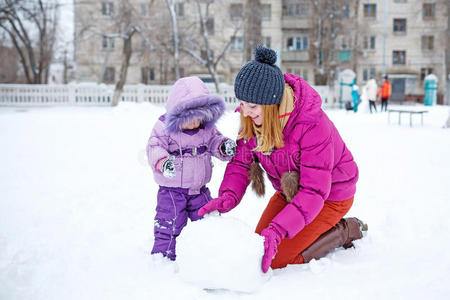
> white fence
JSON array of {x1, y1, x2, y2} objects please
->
[{"x1": 0, "y1": 83, "x2": 331, "y2": 107}]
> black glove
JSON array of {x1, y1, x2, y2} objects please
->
[
  {"x1": 161, "y1": 156, "x2": 176, "y2": 178},
  {"x1": 220, "y1": 139, "x2": 236, "y2": 157}
]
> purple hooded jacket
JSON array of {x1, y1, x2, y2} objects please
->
[
  {"x1": 147, "y1": 76, "x2": 231, "y2": 195},
  {"x1": 219, "y1": 74, "x2": 359, "y2": 238}
]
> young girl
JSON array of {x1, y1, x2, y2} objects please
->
[{"x1": 147, "y1": 76, "x2": 236, "y2": 260}]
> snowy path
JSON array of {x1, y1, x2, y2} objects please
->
[{"x1": 1, "y1": 103, "x2": 449, "y2": 299}]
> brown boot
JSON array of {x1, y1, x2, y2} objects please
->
[{"x1": 301, "y1": 218, "x2": 367, "y2": 263}]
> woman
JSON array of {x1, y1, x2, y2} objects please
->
[{"x1": 198, "y1": 46, "x2": 367, "y2": 273}]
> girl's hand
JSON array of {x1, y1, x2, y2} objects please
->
[
  {"x1": 159, "y1": 156, "x2": 176, "y2": 178},
  {"x1": 220, "y1": 139, "x2": 236, "y2": 157}
]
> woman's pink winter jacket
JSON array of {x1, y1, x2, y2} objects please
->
[{"x1": 219, "y1": 74, "x2": 359, "y2": 238}]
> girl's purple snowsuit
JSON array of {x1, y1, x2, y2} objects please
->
[{"x1": 147, "y1": 76, "x2": 231, "y2": 260}]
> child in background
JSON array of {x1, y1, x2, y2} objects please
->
[{"x1": 147, "y1": 76, "x2": 236, "y2": 260}]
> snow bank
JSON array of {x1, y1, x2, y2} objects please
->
[{"x1": 177, "y1": 213, "x2": 270, "y2": 292}]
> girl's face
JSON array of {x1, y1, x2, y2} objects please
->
[
  {"x1": 239, "y1": 100, "x2": 263, "y2": 126},
  {"x1": 182, "y1": 119, "x2": 201, "y2": 130}
]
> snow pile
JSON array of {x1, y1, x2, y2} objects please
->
[
  {"x1": 1, "y1": 103, "x2": 450, "y2": 299},
  {"x1": 177, "y1": 213, "x2": 270, "y2": 292}
]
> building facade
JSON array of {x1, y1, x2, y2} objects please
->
[
  {"x1": 74, "y1": 0, "x2": 449, "y2": 103},
  {"x1": 356, "y1": 0, "x2": 448, "y2": 103}
]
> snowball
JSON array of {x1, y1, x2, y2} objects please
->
[{"x1": 177, "y1": 214, "x2": 271, "y2": 292}]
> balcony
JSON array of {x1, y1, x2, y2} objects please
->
[
  {"x1": 281, "y1": 51, "x2": 309, "y2": 62},
  {"x1": 281, "y1": 18, "x2": 311, "y2": 29}
]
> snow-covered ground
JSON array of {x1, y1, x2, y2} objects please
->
[{"x1": 1, "y1": 102, "x2": 450, "y2": 300}]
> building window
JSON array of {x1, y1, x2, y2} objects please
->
[
  {"x1": 393, "y1": 51, "x2": 406, "y2": 65},
  {"x1": 343, "y1": 4, "x2": 350, "y2": 18},
  {"x1": 140, "y1": 3, "x2": 150, "y2": 16},
  {"x1": 421, "y1": 35, "x2": 434, "y2": 51},
  {"x1": 363, "y1": 4, "x2": 376, "y2": 17},
  {"x1": 287, "y1": 68, "x2": 308, "y2": 81},
  {"x1": 231, "y1": 36, "x2": 244, "y2": 51},
  {"x1": 141, "y1": 67, "x2": 155, "y2": 84},
  {"x1": 102, "y1": 36, "x2": 114, "y2": 50},
  {"x1": 282, "y1": 0, "x2": 310, "y2": 17},
  {"x1": 423, "y1": 3, "x2": 435, "y2": 18},
  {"x1": 420, "y1": 68, "x2": 433, "y2": 82},
  {"x1": 287, "y1": 36, "x2": 308, "y2": 51},
  {"x1": 363, "y1": 35, "x2": 376, "y2": 50},
  {"x1": 393, "y1": 18, "x2": 407, "y2": 33},
  {"x1": 103, "y1": 67, "x2": 115, "y2": 83},
  {"x1": 171, "y1": 67, "x2": 184, "y2": 80},
  {"x1": 262, "y1": 36, "x2": 271, "y2": 49},
  {"x1": 230, "y1": 4, "x2": 243, "y2": 19},
  {"x1": 340, "y1": 35, "x2": 353, "y2": 50},
  {"x1": 262, "y1": 4, "x2": 271, "y2": 20},
  {"x1": 101, "y1": 2, "x2": 114, "y2": 16},
  {"x1": 175, "y1": 3, "x2": 184, "y2": 17},
  {"x1": 363, "y1": 67, "x2": 376, "y2": 81},
  {"x1": 339, "y1": 50, "x2": 352, "y2": 62},
  {"x1": 206, "y1": 18, "x2": 214, "y2": 35}
]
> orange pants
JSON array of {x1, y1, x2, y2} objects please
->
[{"x1": 255, "y1": 192, "x2": 354, "y2": 269}]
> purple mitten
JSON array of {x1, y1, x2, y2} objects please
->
[
  {"x1": 198, "y1": 195, "x2": 237, "y2": 216},
  {"x1": 261, "y1": 225, "x2": 285, "y2": 273}
]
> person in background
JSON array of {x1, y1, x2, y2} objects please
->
[
  {"x1": 364, "y1": 78, "x2": 378, "y2": 113},
  {"x1": 351, "y1": 79, "x2": 360, "y2": 113},
  {"x1": 198, "y1": 46, "x2": 367, "y2": 273},
  {"x1": 377, "y1": 75, "x2": 392, "y2": 112},
  {"x1": 147, "y1": 76, "x2": 236, "y2": 260}
]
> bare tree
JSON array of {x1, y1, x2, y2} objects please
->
[
  {"x1": 0, "y1": 0, "x2": 59, "y2": 84},
  {"x1": 111, "y1": 1, "x2": 138, "y2": 106},
  {"x1": 244, "y1": 0, "x2": 262, "y2": 62},
  {"x1": 76, "y1": 0, "x2": 156, "y2": 106},
  {"x1": 165, "y1": 0, "x2": 180, "y2": 80},
  {"x1": 308, "y1": 0, "x2": 355, "y2": 85},
  {"x1": 177, "y1": 0, "x2": 242, "y2": 92}
]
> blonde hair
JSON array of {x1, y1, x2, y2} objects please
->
[{"x1": 238, "y1": 104, "x2": 284, "y2": 153}]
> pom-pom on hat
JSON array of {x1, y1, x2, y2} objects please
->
[{"x1": 234, "y1": 45, "x2": 285, "y2": 105}]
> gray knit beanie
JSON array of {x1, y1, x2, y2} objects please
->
[{"x1": 234, "y1": 45, "x2": 285, "y2": 105}]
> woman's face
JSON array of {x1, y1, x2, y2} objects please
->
[{"x1": 239, "y1": 100, "x2": 263, "y2": 126}]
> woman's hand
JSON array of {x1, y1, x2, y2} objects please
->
[
  {"x1": 261, "y1": 225, "x2": 284, "y2": 273},
  {"x1": 198, "y1": 195, "x2": 237, "y2": 216}
]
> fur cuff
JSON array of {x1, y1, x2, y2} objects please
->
[
  {"x1": 281, "y1": 171, "x2": 300, "y2": 203},
  {"x1": 248, "y1": 162, "x2": 265, "y2": 197}
]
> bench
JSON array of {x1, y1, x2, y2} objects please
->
[{"x1": 387, "y1": 109, "x2": 428, "y2": 127}]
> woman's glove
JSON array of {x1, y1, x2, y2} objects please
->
[
  {"x1": 156, "y1": 156, "x2": 176, "y2": 178},
  {"x1": 261, "y1": 224, "x2": 285, "y2": 273},
  {"x1": 220, "y1": 139, "x2": 236, "y2": 157},
  {"x1": 198, "y1": 194, "x2": 237, "y2": 216}
]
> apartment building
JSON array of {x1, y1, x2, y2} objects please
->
[
  {"x1": 356, "y1": 0, "x2": 448, "y2": 102},
  {"x1": 74, "y1": 0, "x2": 448, "y2": 102}
]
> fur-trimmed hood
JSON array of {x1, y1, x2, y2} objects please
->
[{"x1": 165, "y1": 76, "x2": 226, "y2": 133}]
